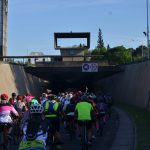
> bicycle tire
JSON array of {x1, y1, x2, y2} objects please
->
[
  {"x1": 0, "y1": 131, "x2": 4, "y2": 150},
  {"x1": 81, "y1": 122, "x2": 88, "y2": 150},
  {"x1": 97, "y1": 115, "x2": 104, "y2": 137},
  {"x1": 69, "y1": 122, "x2": 74, "y2": 141}
]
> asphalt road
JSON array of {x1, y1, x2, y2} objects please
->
[{"x1": 12, "y1": 108, "x2": 119, "y2": 150}]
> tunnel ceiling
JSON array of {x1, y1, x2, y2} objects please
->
[{"x1": 24, "y1": 65, "x2": 124, "y2": 91}]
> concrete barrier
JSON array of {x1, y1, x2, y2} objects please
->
[
  {"x1": 95, "y1": 61, "x2": 150, "y2": 109},
  {"x1": 0, "y1": 63, "x2": 47, "y2": 98}
]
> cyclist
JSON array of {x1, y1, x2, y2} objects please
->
[
  {"x1": 0, "y1": 93, "x2": 19, "y2": 137},
  {"x1": 96, "y1": 95, "x2": 108, "y2": 134},
  {"x1": 40, "y1": 93, "x2": 48, "y2": 105},
  {"x1": 75, "y1": 94, "x2": 94, "y2": 145},
  {"x1": 14, "y1": 95, "x2": 28, "y2": 116},
  {"x1": 19, "y1": 104, "x2": 48, "y2": 150},
  {"x1": 64, "y1": 98, "x2": 76, "y2": 132},
  {"x1": 43, "y1": 95, "x2": 63, "y2": 147},
  {"x1": 88, "y1": 93, "x2": 97, "y2": 140},
  {"x1": 9, "y1": 92, "x2": 17, "y2": 105},
  {"x1": 30, "y1": 98, "x2": 39, "y2": 105}
]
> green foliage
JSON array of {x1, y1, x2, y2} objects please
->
[
  {"x1": 91, "y1": 47, "x2": 106, "y2": 60},
  {"x1": 132, "y1": 45, "x2": 147, "y2": 61},
  {"x1": 107, "y1": 44, "x2": 110, "y2": 50},
  {"x1": 97, "y1": 28, "x2": 104, "y2": 49},
  {"x1": 91, "y1": 28, "x2": 148, "y2": 64},
  {"x1": 91, "y1": 47, "x2": 106, "y2": 55},
  {"x1": 84, "y1": 49, "x2": 91, "y2": 55},
  {"x1": 106, "y1": 46, "x2": 132, "y2": 65}
]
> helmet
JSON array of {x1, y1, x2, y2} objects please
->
[
  {"x1": 1, "y1": 94, "x2": 8, "y2": 100},
  {"x1": 17, "y1": 95, "x2": 22, "y2": 101},
  {"x1": 12, "y1": 92, "x2": 17, "y2": 97},
  {"x1": 42, "y1": 93, "x2": 47, "y2": 98},
  {"x1": 31, "y1": 99, "x2": 39, "y2": 105},
  {"x1": 53, "y1": 95, "x2": 58, "y2": 100},
  {"x1": 89, "y1": 94, "x2": 97, "y2": 100},
  {"x1": 30, "y1": 104, "x2": 44, "y2": 113},
  {"x1": 81, "y1": 94, "x2": 88, "y2": 101}
]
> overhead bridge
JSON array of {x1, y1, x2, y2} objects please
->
[
  {"x1": 25, "y1": 62, "x2": 124, "y2": 92},
  {"x1": 1, "y1": 55, "x2": 125, "y2": 92}
]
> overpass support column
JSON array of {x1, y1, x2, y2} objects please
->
[{"x1": 0, "y1": 0, "x2": 8, "y2": 60}]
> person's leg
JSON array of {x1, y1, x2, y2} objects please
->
[{"x1": 87, "y1": 121, "x2": 92, "y2": 144}]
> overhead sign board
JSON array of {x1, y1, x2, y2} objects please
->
[{"x1": 82, "y1": 63, "x2": 98, "y2": 72}]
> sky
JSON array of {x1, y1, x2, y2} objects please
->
[{"x1": 8, "y1": 0, "x2": 149, "y2": 56}]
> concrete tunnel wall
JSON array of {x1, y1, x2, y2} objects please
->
[
  {"x1": 0, "y1": 63, "x2": 47, "y2": 98},
  {"x1": 1, "y1": 61, "x2": 150, "y2": 109},
  {"x1": 94, "y1": 61, "x2": 150, "y2": 109}
]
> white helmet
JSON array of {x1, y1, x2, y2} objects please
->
[
  {"x1": 30, "y1": 104, "x2": 44, "y2": 114},
  {"x1": 89, "y1": 93, "x2": 97, "y2": 99}
]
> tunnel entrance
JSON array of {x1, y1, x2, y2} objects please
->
[{"x1": 47, "y1": 77, "x2": 94, "y2": 94}]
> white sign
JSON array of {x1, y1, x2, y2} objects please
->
[{"x1": 82, "y1": 63, "x2": 98, "y2": 72}]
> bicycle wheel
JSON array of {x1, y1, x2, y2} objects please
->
[
  {"x1": 0, "y1": 131, "x2": 4, "y2": 150},
  {"x1": 99, "y1": 117, "x2": 104, "y2": 136},
  {"x1": 48, "y1": 134, "x2": 55, "y2": 150},
  {"x1": 81, "y1": 122, "x2": 88, "y2": 150},
  {"x1": 69, "y1": 121, "x2": 75, "y2": 141}
]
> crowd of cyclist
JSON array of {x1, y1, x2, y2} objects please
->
[{"x1": 0, "y1": 88, "x2": 113, "y2": 150}]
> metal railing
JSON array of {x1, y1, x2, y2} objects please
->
[{"x1": 0, "y1": 55, "x2": 106, "y2": 65}]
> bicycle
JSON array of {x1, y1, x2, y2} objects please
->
[
  {"x1": 11, "y1": 118, "x2": 22, "y2": 145},
  {"x1": 96, "y1": 111, "x2": 106, "y2": 136},
  {"x1": 79, "y1": 120, "x2": 89, "y2": 150},
  {"x1": 46, "y1": 120, "x2": 62, "y2": 150},
  {"x1": 66, "y1": 113, "x2": 75, "y2": 141},
  {"x1": 0, "y1": 123, "x2": 11, "y2": 150}
]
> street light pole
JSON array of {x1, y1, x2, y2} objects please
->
[{"x1": 147, "y1": 0, "x2": 150, "y2": 60}]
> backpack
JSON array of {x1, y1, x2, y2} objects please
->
[
  {"x1": 26, "y1": 118, "x2": 41, "y2": 141},
  {"x1": 45, "y1": 101, "x2": 56, "y2": 114}
]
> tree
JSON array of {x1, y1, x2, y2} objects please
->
[
  {"x1": 107, "y1": 44, "x2": 110, "y2": 50},
  {"x1": 84, "y1": 49, "x2": 91, "y2": 55},
  {"x1": 106, "y1": 46, "x2": 132, "y2": 64},
  {"x1": 97, "y1": 28, "x2": 104, "y2": 49},
  {"x1": 132, "y1": 45, "x2": 147, "y2": 61}
]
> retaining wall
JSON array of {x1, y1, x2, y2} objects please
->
[
  {"x1": 95, "y1": 61, "x2": 150, "y2": 109},
  {"x1": 0, "y1": 63, "x2": 47, "y2": 97}
]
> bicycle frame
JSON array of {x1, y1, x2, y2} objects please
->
[{"x1": 66, "y1": 115, "x2": 75, "y2": 141}]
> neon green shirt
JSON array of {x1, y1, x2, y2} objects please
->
[{"x1": 75, "y1": 101, "x2": 93, "y2": 120}]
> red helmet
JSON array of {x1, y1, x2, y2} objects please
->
[
  {"x1": 17, "y1": 95, "x2": 22, "y2": 101},
  {"x1": 1, "y1": 94, "x2": 8, "y2": 100}
]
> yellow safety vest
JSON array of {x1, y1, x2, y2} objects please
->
[{"x1": 44, "y1": 100, "x2": 59, "y2": 118}]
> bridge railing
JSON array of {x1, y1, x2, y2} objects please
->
[{"x1": 0, "y1": 55, "x2": 107, "y2": 66}]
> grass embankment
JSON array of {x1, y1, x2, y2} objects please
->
[{"x1": 116, "y1": 102, "x2": 150, "y2": 150}]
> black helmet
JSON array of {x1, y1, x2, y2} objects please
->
[
  {"x1": 12, "y1": 92, "x2": 17, "y2": 97},
  {"x1": 81, "y1": 94, "x2": 88, "y2": 101}
]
